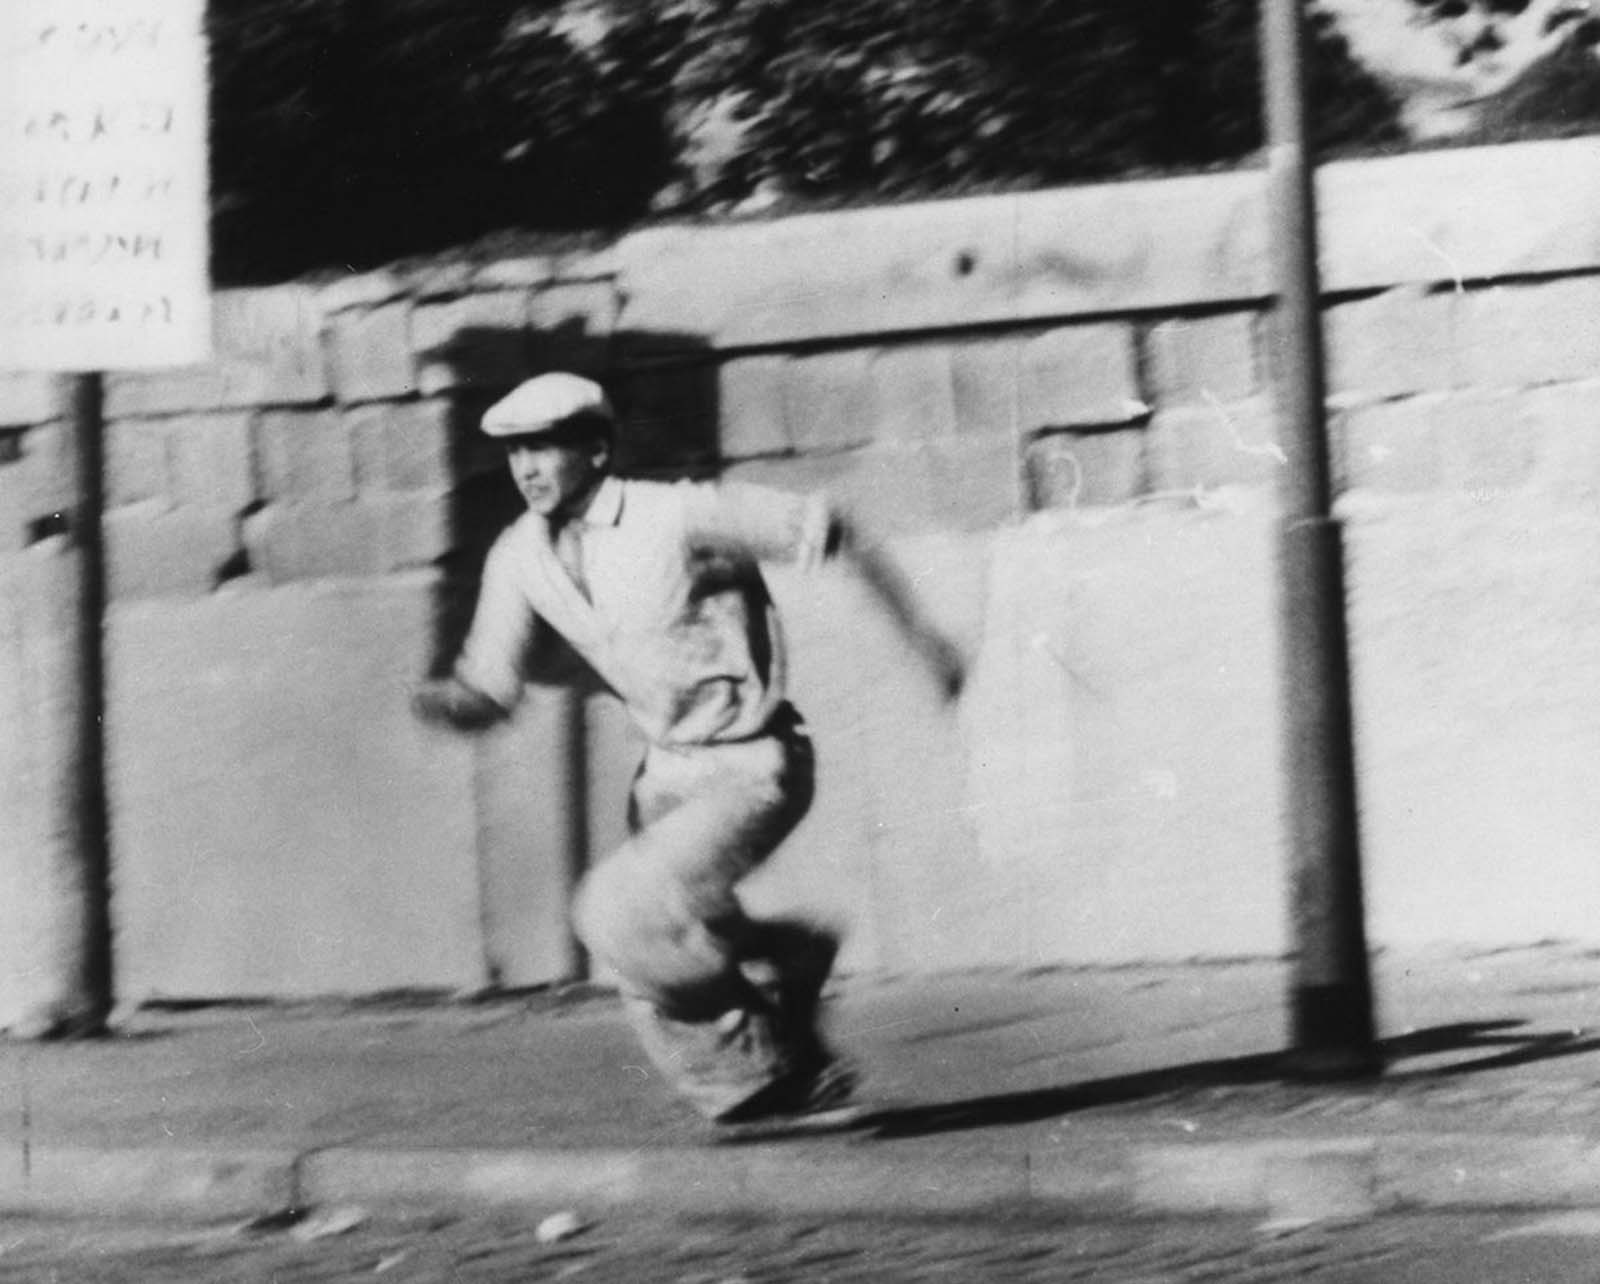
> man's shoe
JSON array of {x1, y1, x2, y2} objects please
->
[{"x1": 713, "y1": 1056, "x2": 865, "y2": 1130}]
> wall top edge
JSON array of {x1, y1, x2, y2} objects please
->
[{"x1": 611, "y1": 136, "x2": 1600, "y2": 348}]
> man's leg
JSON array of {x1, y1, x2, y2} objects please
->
[
  {"x1": 573, "y1": 725, "x2": 835, "y2": 1120},
  {"x1": 735, "y1": 917, "x2": 840, "y2": 1076}
]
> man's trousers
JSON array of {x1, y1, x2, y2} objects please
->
[{"x1": 571, "y1": 707, "x2": 834, "y2": 1120}]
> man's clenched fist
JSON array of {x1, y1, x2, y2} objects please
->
[{"x1": 411, "y1": 676, "x2": 510, "y2": 732}]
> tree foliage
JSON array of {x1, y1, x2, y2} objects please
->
[{"x1": 209, "y1": 0, "x2": 1403, "y2": 284}]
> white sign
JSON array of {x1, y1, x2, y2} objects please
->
[{"x1": 0, "y1": 0, "x2": 210, "y2": 371}]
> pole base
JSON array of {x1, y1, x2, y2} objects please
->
[{"x1": 1285, "y1": 982, "x2": 1383, "y2": 1081}]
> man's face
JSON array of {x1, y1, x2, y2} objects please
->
[{"x1": 505, "y1": 434, "x2": 606, "y2": 519}]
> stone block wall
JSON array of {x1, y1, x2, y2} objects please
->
[
  {"x1": 0, "y1": 257, "x2": 630, "y2": 1008},
  {"x1": 6, "y1": 137, "x2": 1600, "y2": 1007}
]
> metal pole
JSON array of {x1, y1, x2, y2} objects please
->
[
  {"x1": 34, "y1": 372, "x2": 115, "y2": 1037},
  {"x1": 1259, "y1": 0, "x2": 1379, "y2": 1077}
]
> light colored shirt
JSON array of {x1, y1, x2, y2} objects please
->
[{"x1": 456, "y1": 476, "x2": 832, "y2": 747}]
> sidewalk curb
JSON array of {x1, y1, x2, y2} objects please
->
[
  {"x1": 301, "y1": 1134, "x2": 1600, "y2": 1222},
  {"x1": 9, "y1": 1133, "x2": 1600, "y2": 1223},
  {"x1": 0, "y1": 1146, "x2": 299, "y2": 1221}
]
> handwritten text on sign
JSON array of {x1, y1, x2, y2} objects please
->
[{"x1": 0, "y1": 0, "x2": 210, "y2": 371}]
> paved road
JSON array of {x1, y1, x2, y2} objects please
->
[{"x1": 6, "y1": 1207, "x2": 1600, "y2": 1282}]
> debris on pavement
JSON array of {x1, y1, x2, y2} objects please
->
[
  {"x1": 536, "y1": 1210, "x2": 589, "y2": 1244},
  {"x1": 290, "y1": 1206, "x2": 370, "y2": 1242}
]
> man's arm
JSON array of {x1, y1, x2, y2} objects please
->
[
  {"x1": 412, "y1": 536, "x2": 538, "y2": 731},
  {"x1": 683, "y1": 481, "x2": 965, "y2": 701},
  {"x1": 829, "y1": 514, "x2": 966, "y2": 702},
  {"x1": 678, "y1": 480, "x2": 833, "y2": 568}
]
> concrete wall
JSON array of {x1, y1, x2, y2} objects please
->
[{"x1": 5, "y1": 137, "x2": 1600, "y2": 1013}]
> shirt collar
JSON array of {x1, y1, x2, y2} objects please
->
[{"x1": 576, "y1": 475, "x2": 624, "y2": 529}]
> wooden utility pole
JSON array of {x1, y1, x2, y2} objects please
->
[
  {"x1": 1259, "y1": 0, "x2": 1380, "y2": 1077},
  {"x1": 36, "y1": 373, "x2": 115, "y2": 1036}
]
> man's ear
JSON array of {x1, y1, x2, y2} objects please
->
[{"x1": 591, "y1": 439, "x2": 612, "y2": 473}]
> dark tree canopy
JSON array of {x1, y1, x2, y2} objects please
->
[{"x1": 209, "y1": 0, "x2": 1405, "y2": 284}]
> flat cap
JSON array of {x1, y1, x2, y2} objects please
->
[{"x1": 481, "y1": 373, "x2": 613, "y2": 438}]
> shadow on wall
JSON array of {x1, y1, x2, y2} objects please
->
[{"x1": 417, "y1": 323, "x2": 720, "y2": 678}]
